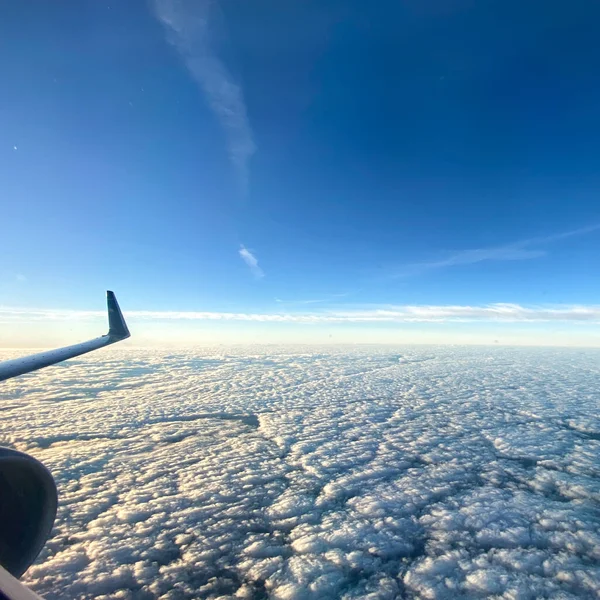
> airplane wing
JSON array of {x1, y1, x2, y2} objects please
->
[
  {"x1": 0, "y1": 291, "x2": 131, "y2": 600},
  {"x1": 0, "y1": 564, "x2": 45, "y2": 600},
  {"x1": 0, "y1": 291, "x2": 130, "y2": 382}
]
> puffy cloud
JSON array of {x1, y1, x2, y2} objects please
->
[{"x1": 0, "y1": 346, "x2": 599, "y2": 598}]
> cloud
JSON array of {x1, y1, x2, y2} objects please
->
[
  {"x1": 3, "y1": 302, "x2": 600, "y2": 324},
  {"x1": 239, "y1": 245, "x2": 264, "y2": 278},
  {"x1": 2, "y1": 346, "x2": 598, "y2": 598},
  {"x1": 152, "y1": 0, "x2": 256, "y2": 190},
  {"x1": 273, "y1": 292, "x2": 353, "y2": 306},
  {"x1": 395, "y1": 223, "x2": 600, "y2": 276}
]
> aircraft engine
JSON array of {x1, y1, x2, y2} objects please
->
[{"x1": 0, "y1": 447, "x2": 57, "y2": 578}]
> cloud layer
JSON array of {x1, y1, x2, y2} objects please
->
[
  {"x1": 3, "y1": 303, "x2": 600, "y2": 323},
  {"x1": 1, "y1": 346, "x2": 599, "y2": 598}
]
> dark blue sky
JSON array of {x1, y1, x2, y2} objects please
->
[{"x1": 2, "y1": 0, "x2": 600, "y2": 343}]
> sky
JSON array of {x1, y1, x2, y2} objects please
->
[{"x1": 2, "y1": 0, "x2": 600, "y2": 345}]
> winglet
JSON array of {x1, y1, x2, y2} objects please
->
[{"x1": 107, "y1": 291, "x2": 130, "y2": 340}]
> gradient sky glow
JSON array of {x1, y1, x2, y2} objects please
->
[{"x1": 2, "y1": 0, "x2": 600, "y2": 346}]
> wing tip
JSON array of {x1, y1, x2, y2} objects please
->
[{"x1": 106, "y1": 291, "x2": 131, "y2": 340}]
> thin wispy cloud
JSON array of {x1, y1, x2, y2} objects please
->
[
  {"x1": 274, "y1": 292, "x2": 352, "y2": 305},
  {"x1": 152, "y1": 0, "x2": 256, "y2": 190},
  {"x1": 395, "y1": 224, "x2": 600, "y2": 277},
  {"x1": 239, "y1": 245, "x2": 264, "y2": 278},
  {"x1": 3, "y1": 303, "x2": 600, "y2": 324}
]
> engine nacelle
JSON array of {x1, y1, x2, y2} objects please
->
[{"x1": 0, "y1": 447, "x2": 57, "y2": 578}]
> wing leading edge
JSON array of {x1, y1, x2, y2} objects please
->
[{"x1": 0, "y1": 291, "x2": 130, "y2": 383}]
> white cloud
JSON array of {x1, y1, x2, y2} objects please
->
[
  {"x1": 152, "y1": 0, "x2": 256, "y2": 190},
  {"x1": 274, "y1": 292, "x2": 353, "y2": 305},
  {"x1": 2, "y1": 346, "x2": 598, "y2": 598},
  {"x1": 2, "y1": 302, "x2": 600, "y2": 324},
  {"x1": 239, "y1": 245, "x2": 264, "y2": 278}
]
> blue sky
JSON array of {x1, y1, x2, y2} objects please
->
[{"x1": 2, "y1": 0, "x2": 600, "y2": 345}]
